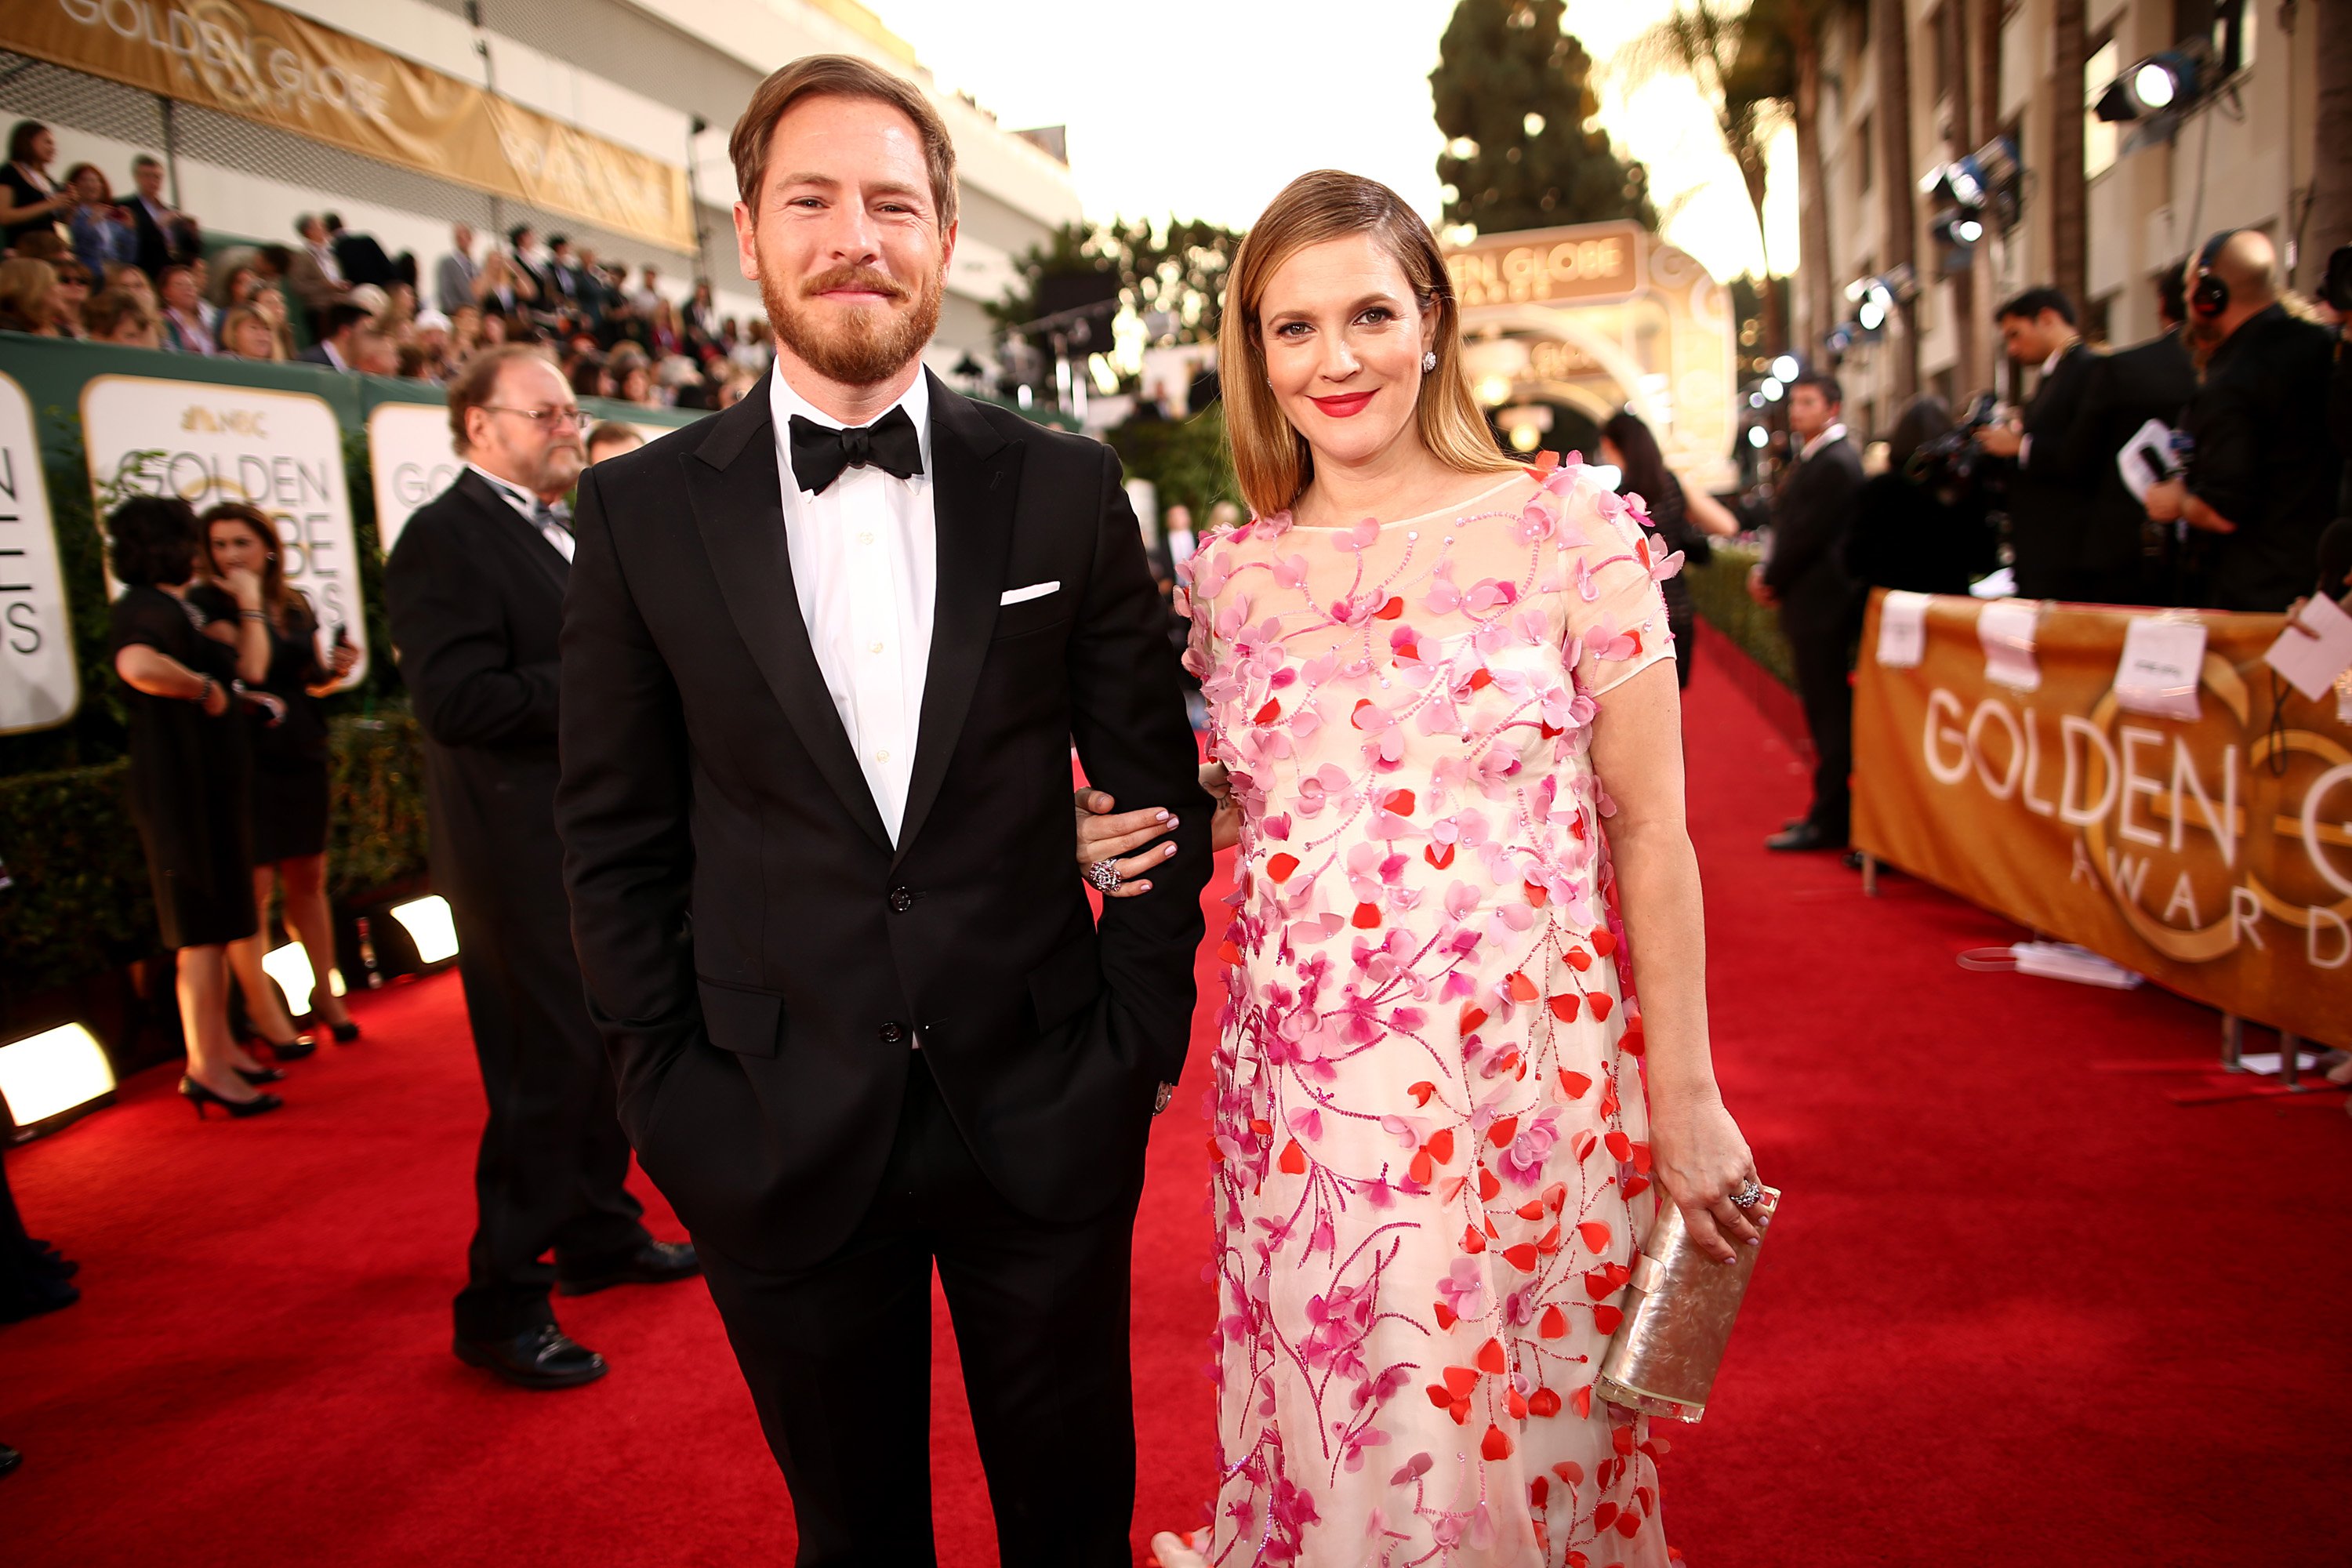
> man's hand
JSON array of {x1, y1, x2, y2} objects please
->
[
  {"x1": 1976, "y1": 420, "x2": 2024, "y2": 459},
  {"x1": 1745, "y1": 562, "x2": 1778, "y2": 608}
]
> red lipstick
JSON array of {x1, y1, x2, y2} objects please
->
[{"x1": 1309, "y1": 390, "x2": 1376, "y2": 418}]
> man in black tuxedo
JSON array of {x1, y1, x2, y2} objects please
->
[
  {"x1": 125, "y1": 154, "x2": 197, "y2": 281},
  {"x1": 324, "y1": 212, "x2": 397, "y2": 288},
  {"x1": 387, "y1": 347, "x2": 697, "y2": 1392},
  {"x1": 1978, "y1": 288, "x2": 2102, "y2": 599},
  {"x1": 556, "y1": 55, "x2": 1210, "y2": 1565},
  {"x1": 2061, "y1": 270, "x2": 2198, "y2": 604},
  {"x1": 1749, "y1": 371, "x2": 1865, "y2": 851}
]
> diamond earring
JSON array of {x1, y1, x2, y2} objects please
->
[{"x1": 1421, "y1": 350, "x2": 1437, "y2": 373}]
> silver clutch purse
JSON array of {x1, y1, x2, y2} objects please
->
[{"x1": 1593, "y1": 1186, "x2": 1779, "y2": 1423}]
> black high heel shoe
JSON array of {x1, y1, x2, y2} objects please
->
[
  {"x1": 235, "y1": 1064, "x2": 287, "y2": 1085},
  {"x1": 309, "y1": 993, "x2": 361, "y2": 1043},
  {"x1": 179, "y1": 1076, "x2": 283, "y2": 1120},
  {"x1": 259, "y1": 1033, "x2": 318, "y2": 1062}
]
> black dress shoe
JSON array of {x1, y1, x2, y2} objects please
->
[
  {"x1": 1766, "y1": 821, "x2": 1846, "y2": 852},
  {"x1": 453, "y1": 1325, "x2": 608, "y2": 1389},
  {"x1": 557, "y1": 1240, "x2": 702, "y2": 1297}
]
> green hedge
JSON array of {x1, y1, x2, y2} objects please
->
[
  {"x1": 1105, "y1": 405, "x2": 1240, "y2": 522},
  {"x1": 1682, "y1": 539, "x2": 1795, "y2": 688}
]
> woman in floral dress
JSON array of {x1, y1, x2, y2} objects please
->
[{"x1": 1080, "y1": 172, "x2": 1763, "y2": 1566}]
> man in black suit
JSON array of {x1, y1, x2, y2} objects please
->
[
  {"x1": 293, "y1": 302, "x2": 372, "y2": 371},
  {"x1": 386, "y1": 347, "x2": 697, "y2": 1391},
  {"x1": 324, "y1": 212, "x2": 397, "y2": 288},
  {"x1": 1749, "y1": 371, "x2": 1866, "y2": 851},
  {"x1": 125, "y1": 154, "x2": 197, "y2": 281},
  {"x1": 1978, "y1": 287, "x2": 2103, "y2": 600},
  {"x1": 556, "y1": 56, "x2": 1210, "y2": 1564},
  {"x1": 2062, "y1": 270, "x2": 2198, "y2": 604},
  {"x1": 2147, "y1": 230, "x2": 2340, "y2": 612}
]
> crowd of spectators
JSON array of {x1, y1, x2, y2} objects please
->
[{"x1": 1, "y1": 119, "x2": 775, "y2": 411}]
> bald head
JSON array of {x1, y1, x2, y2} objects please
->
[{"x1": 2211, "y1": 230, "x2": 2278, "y2": 305}]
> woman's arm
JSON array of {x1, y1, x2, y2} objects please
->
[
  {"x1": 1679, "y1": 481, "x2": 1741, "y2": 539},
  {"x1": 115, "y1": 644, "x2": 230, "y2": 714},
  {"x1": 0, "y1": 187, "x2": 70, "y2": 227},
  {"x1": 1074, "y1": 762, "x2": 1239, "y2": 897},
  {"x1": 1587, "y1": 658, "x2": 1761, "y2": 1262}
]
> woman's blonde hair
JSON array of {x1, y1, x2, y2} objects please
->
[{"x1": 1219, "y1": 169, "x2": 1515, "y2": 518}]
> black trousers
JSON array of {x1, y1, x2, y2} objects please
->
[
  {"x1": 448, "y1": 893, "x2": 647, "y2": 1341},
  {"x1": 1788, "y1": 619, "x2": 1856, "y2": 840},
  {"x1": 698, "y1": 1053, "x2": 1142, "y2": 1568}
]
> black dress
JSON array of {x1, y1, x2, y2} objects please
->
[
  {"x1": 109, "y1": 586, "x2": 257, "y2": 949},
  {"x1": 1638, "y1": 475, "x2": 1709, "y2": 690},
  {"x1": 187, "y1": 585, "x2": 333, "y2": 862},
  {"x1": 1, "y1": 163, "x2": 60, "y2": 249}
]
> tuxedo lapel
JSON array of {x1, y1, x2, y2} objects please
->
[
  {"x1": 893, "y1": 373, "x2": 1025, "y2": 867},
  {"x1": 456, "y1": 470, "x2": 568, "y2": 598},
  {"x1": 684, "y1": 381, "x2": 893, "y2": 853}
]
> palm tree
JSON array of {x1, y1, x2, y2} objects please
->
[{"x1": 1617, "y1": 2, "x2": 1788, "y2": 353}]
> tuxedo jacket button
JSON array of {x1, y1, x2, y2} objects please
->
[
  {"x1": 889, "y1": 887, "x2": 914, "y2": 913},
  {"x1": 879, "y1": 1021, "x2": 906, "y2": 1046}
]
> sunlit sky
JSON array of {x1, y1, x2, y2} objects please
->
[{"x1": 864, "y1": 0, "x2": 1798, "y2": 284}]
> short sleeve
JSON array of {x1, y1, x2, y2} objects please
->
[
  {"x1": 108, "y1": 588, "x2": 185, "y2": 659},
  {"x1": 1563, "y1": 483, "x2": 1676, "y2": 698}
]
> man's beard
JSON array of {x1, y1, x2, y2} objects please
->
[{"x1": 762, "y1": 256, "x2": 943, "y2": 387}]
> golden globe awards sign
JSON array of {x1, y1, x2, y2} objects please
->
[
  {"x1": 0, "y1": 372, "x2": 79, "y2": 734},
  {"x1": 365, "y1": 401, "x2": 462, "y2": 559},
  {"x1": 81, "y1": 376, "x2": 368, "y2": 688}
]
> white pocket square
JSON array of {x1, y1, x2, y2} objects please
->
[{"x1": 1000, "y1": 581, "x2": 1060, "y2": 605}]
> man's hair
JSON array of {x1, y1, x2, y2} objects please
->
[
  {"x1": 1791, "y1": 370, "x2": 1843, "y2": 407},
  {"x1": 130, "y1": 153, "x2": 160, "y2": 173},
  {"x1": 81, "y1": 287, "x2": 147, "y2": 339},
  {"x1": 446, "y1": 344, "x2": 546, "y2": 454},
  {"x1": 507, "y1": 223, "x2": 532, "y2": 248},
  {"x1": 324, "y1": 213, "x2": 344, "y2": 234},
  {"x1": 295, "y1": 212, "x2": 317, "y2": 237},
  {"x1": 107, "y1": 496, "x2": 198, "y2": 587},
  {"x1": 1995, "y1": 286, "x2": 2077, "y2": 326},
  {"x1": 585, "y1": 420, "x2": 643, "y2": 458},
  {"x1": 729, "y1": 55, "x2": 957, "y2": 229},
  {"x1": 321, "y1": 301, "x2": 373, "y2": 338}
]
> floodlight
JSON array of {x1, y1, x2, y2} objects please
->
[
  {"x1": 0, "y1": 1023, "x2": 116, "y2": 1133},
  {"x1": 2094, "y1": 49, "x2": 2200, "y2": 123},
  {"x1": 261, "y1": 942, "x2": 317, "y2": 1011},
  {"x1": 1746, "y1": 426, "x2": 1769, "y2": 449},
  {"x1": 390, "y1": 895, "x2": 460, "y2": 964},
  {"x1": 1748, "y1": 391, "x2": 1766, "y2": 408},
  {"x1": 1770, "y1": 354, "x2": 1800, "y2": 383},
  {"x1": 2132, "y1": 61, "x2": 2177, "y2": 109},
  {"x1": 1760, "y1": 377, "x2": 1784, "y2": 401}
]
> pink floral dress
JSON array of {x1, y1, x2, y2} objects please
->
[{"x1": 1177, "y1": 458, "x2": 1683, "y2": 1567}]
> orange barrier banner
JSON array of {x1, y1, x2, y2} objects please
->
[
  {"x1": 3, "y1": 0, "x2": 694, "y2": 252},
  {"x1": 1853, "y1": 590, "x2": 2352, "y2": 1050}
]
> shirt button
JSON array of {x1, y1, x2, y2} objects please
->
[
  {"x1": 869, "y1": 641, "x2": 885, "y2": 654},
  {"x1": 874, "y1": 749, "x2": 889, "y2": 764},
  {"x1": 879, "y1": 1021, "x2": 906, "y2": 1046},
  {"x1": 858, "y1": 532, "x2": 875, "y2": 545},
  {"x1": 889, "y1": 887, "x2": 914, "y2": 913}
]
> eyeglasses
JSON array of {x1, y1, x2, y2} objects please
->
[{"x1": 485, "y1": 405, "x2": 586, "y2": 429}]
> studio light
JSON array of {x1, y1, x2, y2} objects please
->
[
  {"x1": 1760, "y1": 377, "x2": 1784, "y2": 401},
  {"x1": 1770, "y1": 354, "x2": 1800, "y2": 383},
  {"x1": 1857, "y1": 296, "x2": 1886, "y2": 331},
  {"x1": 390, "y1": 895, "x2": 460, "y2": 965},
  {"x1": 1955, "y1": 218, "x2": 1984, "y2": 245},
  {"x1": 0, "y1": 1023, "x2": 116, "y2": 1134},
  {"x1": 1746, "y1": 426, "x2": 1769, "y2": 449},
  {"x1": 261, "y1": 941, "x2": 316, "y2": 1011},
  {"x1": 2096, "y1": 49, "x2": 2198, "y2": 122},
  {"x1": 1509, "y1": 424, "x2": 1541, "y2": 452},
  {"x1": 1748, "y1": 391, "x2": 1766, "y2": 408}
]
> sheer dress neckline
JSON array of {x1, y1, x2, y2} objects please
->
[{"x1": 1279, "y1": 470, "x2": 1528, "y2": 528}]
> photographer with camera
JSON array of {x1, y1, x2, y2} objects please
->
[
  {"x1": 2061, "y1": 270, "x2": 2199, "y2": 605},
  {"x1": 1843, "y1": 395, "x2": 1998, "y2": 597},
  {"x1": 1977, "y1": 289, "x2": 2102, "y2": 600},
  {"x1": 2144, "y1": 231, "x2": 2336, "y2": 613}
]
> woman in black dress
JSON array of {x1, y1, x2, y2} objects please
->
[
  {"x1": 1601, "y1": 408, "x2": 1735, "y2": 690},
  {"x1": 0, "y1": 122, "x2": 72, "y2": 251},
  {"x1": 105, "y1": 498, "x2": 283, "y2": 1118},
  {"x1": 191, "y1": 503, "x2": 362, "y2": 1047}
]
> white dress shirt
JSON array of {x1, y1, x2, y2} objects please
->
[
  {"x1": 466, "y1": 463, "x2": 575, "y2": 562},
  {"x1": 1798, "y1": 421, "x2": 1849, "y2": 463},
  {"x1": 769, "y1": 358, "x2": 935, "y2": 844}
]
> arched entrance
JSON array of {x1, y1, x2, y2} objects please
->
[{"x1": 1444, "y1": 221, "x2": 1738, "y2": 490}]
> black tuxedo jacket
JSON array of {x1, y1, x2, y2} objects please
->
[
  {"x1": 384, "y1": 470, "x2": 572, "y2": 932},
  {"x1": 332, "y1": 232, "x2": 397, "y2": 288},
  {"x1": 556, "y1": 371, "x2": 1212, "y2": 1270},
  {"x1": 130, "y1": 198, "x2": 195, "y2": 280},
  {"x1": 2067, "y1": 329, "x2": 2197, "y2": 590},
  {"x1": 2002, "y1": 343, "x2": 2102, "y2": 596},
  {"x1": 1762, "y1": 431, "x2": 1865, "y2": 636}
]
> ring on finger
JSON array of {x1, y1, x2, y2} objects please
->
[
  {"x1": 1087, "y1": 859, "x2": 1121, "y2": 894},
  {"x1": 1730, "y1": 1177, "x2": 1764, "y2": 1210}
]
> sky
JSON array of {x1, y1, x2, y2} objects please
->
[{"x1": 862, "y1": 0, "x2": 1798, "y2": 285}]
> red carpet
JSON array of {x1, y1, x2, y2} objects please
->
[{"x1": 4, "y1": 648, "x2": 2348, "y2": 1565}]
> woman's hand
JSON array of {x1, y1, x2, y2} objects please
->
[
  {"x1": 200, "y1": 677, "x2": 229, "y2": 717},
  {"x1": 223, "y1": 565, "x2": 264, "y2": 611},
  {"x1": 1074, "y1": 792, "x2": 1178, "y2": 898},
  {"x1": 1646, "y1": 1088, "x2": 1763, "y2": 1263},
  {"x1": 328, "y1": 641, "x2": 360, "y2": 678}
]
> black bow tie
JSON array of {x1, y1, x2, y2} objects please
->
[{"x1": 789, "y1": 408, "x2": 923, "y2": 494}]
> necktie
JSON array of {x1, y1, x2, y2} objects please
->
[
  {"x1": 789, "y1": 407, "x2": 923, "y2": 495},
  {"x1": 532, "y1": 499, "x2": 575, "y2": 562}
]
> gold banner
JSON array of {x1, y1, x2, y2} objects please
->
[
  {"x1": 3, "y1": 0, "x2": 694, "y2": 252},
  {"x1": 1853, "y1": 591, "x2": 2352, "y2": 1050}
]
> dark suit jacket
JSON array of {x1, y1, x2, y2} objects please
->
[
  {"x1": 1762, "y1": 430, "x2": 1866, "y2": 635},
  {"x1": 129, "y1": 196, "x2": 196, "y2": 280},
  {"x1": 2186, "y1": 304, "x2": 2340, "y2": 611},
  {"x1": 2062, "y1": 328, "x2": 2196, "y2": 594},
  {"x1": 332, "y1": 231, "x2": 397, "y2": 288},
  {"x1": 556, "y1": 372, "x2": 1213, "y2": 1270},
  {"x1": 384, "y1": 470, "x2": 572, "y2": 935},
  {"x1": 2003, "y1": 342, "x2": 2103, "y2": 597}
]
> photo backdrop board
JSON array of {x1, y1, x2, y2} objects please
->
[
  {"x1": 81, "y1": 376, "x2": 368, "y2": 688},
  {"x1": 1852, "y1": 590, "x2": 2352, "y2": 1050},
  {"x1": 365, "y1": 401, "x2": 463, "y2": 560},
  {"x1": 0, "y1": 372, "x2": 78, "y2": 734}
]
